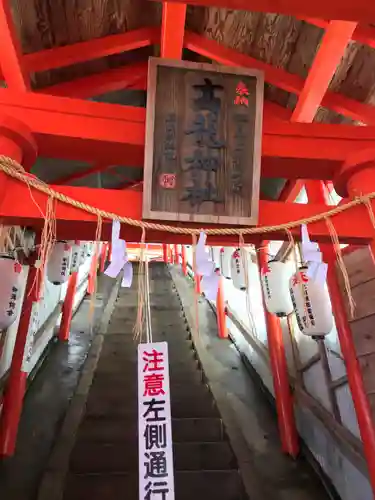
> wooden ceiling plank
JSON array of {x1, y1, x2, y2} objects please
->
[
  {"x1": 0, "y1": 0, "x2": 30, "y2": 90},
  {"x1": 161, "y1": 2, "x2": 187, "y2": 58},
  {"x1": 23, "y1": 27, "x2": 160, "y2": 75},
  {"x1": 151, "y1": 0, "x2": 375, "y2": 23},
  {"x1": 0, "y1": 180, "x2": 373, "y2": 244},
  {"x1": 184, "y1": 31, "x2": 375, "y2": 124},
  {"x1": 38, "y1": 62, "x2": 148, "y2": 99}
]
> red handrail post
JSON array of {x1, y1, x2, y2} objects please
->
[
  {"x1": 216, "y1": 276, "x2": 228, "y2": 338},
  {"x1": 0, "y1": 265, "x2": 41, "y2": 456},
  {"x1": 174, "y1": 244, "x2": 179, "y2": 265},
  {"x1": 59, "y1": 271, "x2": 79, "y2": 342},
  {"x1": 258, "y1": 243, "x2": 299, "y2": 457},
  {"x1": 163, "y1": 244, "x2": 168, "y2": 263},
  {"x1": 87, "y1": 251, "x2": 98, "y2": 295},
  {"x1": 311, "y1": 169, "x2": 375, "y2": 495},
  {"x1": 99, "y1": 243, "x2": 108, "y2": 273},
  {"x1": 181, "y1": 245, "x2": 187, "y2": 276}
]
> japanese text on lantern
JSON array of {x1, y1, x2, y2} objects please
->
[
  {"x1": 290, "y1": 272, "x2": 316, "y2": 330},
  {"x1": 138, "y1": 342, "x2": 174, "y2": 500}
]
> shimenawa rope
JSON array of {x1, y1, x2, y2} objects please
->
[{"x1": 0, "y1": 155, "x2": 374, "y2": 237}]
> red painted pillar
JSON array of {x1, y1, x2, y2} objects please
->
[
  {"x1": 0, "y1": 265, "x2": 41, "y2": 456},
  {"x1": 216, "y1": 275, "x2": 228, "y2": 339},
  {"x1": 59, "y1": 271, "x2": 79, "y2": 342},
  {"x1": 0, "y1": 117, "x2": 37, "y2": 456},
  {"x1": 258, "y1": 244, "x2": 299, "y2": 457},
  {"x1": 108, "y1": 243, "x2": 112, "y2": 262},
  {"x1": 181, "y1": 245, "x2": 187, "y2": 276},
  {"x1": 87, "y1": 250, "x2": 98, "y2": 295},
  {"x1": 163, "y1": 244, "x2": 168, "y2": 263},
  {"x1": 328, "y1": 154, "x2": 375, "y2": 495},
  {"x1": 174, "y1": 244, "x2": 179, "y2": 265},
  {"x1": 99, "y1": 243, "x2": 108, "y2": 273}
]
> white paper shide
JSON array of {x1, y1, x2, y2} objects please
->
[{"x1": 138, "y1": 342, "x2": 174, "y2": 500}]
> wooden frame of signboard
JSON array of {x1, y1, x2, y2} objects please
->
[{"x1": 142, "y1": 57, "x2": 264, "y2": 226}]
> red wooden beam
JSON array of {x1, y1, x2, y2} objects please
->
[
  {"x1": 151, "y1": 0, "x2": 375, "y2": 23},
  {"x1": 53, "y1": 164, "x2": 114, "y2": 185},
  {"x1": 161, "y1": 2, "x2": 186, "y2": 58},
  {"x1": 38, "y1": 62, "x2": 148, "y2": 99},
  {"x1": 0, "y1": 90, "x2": 374, "y2": 168},
  {"x1": 285, "y1": 21, "x2": 356, "y2": 201},
  {"x1": 278, "y1": 180, "x2": 304, "y2": 202},
  {"x1": 24, "y1": 27, "x2": 160, "y2": 75},
  {"x1": 303, "y1": 18, "x2": 375, "y2": 50},
  {"x1": 292, "y1": 21, "x2": 357, "y2": 122},
  {"x1": 184, "y1": 32, "x2": 375, "y2": 124},
  {"x1": 0, "y1": 179, "x2": 373, "y2": 244},
  {"x1": 0, "y1": 0, "x2": 30, "y2": 90}
]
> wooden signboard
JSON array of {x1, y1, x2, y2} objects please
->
[{"x1": 143, "y1": 58, "x2": 264, "y2": 226}]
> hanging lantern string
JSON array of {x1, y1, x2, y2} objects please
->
[
  {"x1": 239, "y1": 233, "x2": 257, "y2": 339},
  {"x1": 30, "y1": 194, "x2": 57, "y2": 299},
  {"x1": 89, "y1": 215, "x2": 103, "y2": 322},
  {"x1": 325, "y1": 217, "x2": 355, "y2": 318},
  {"x1": 134, "y1": 227, "x2": 147, "y2": 343},
  {"x1": 364, "y1": 197, "x2": 375, "y2": 230},
  {"x1": 1, "y1": 155, "x2": 375, "y2": 238}
]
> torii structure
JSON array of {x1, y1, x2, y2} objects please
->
[{"x1": 1, "y1": 0, "x2": 375, "y2": 496}]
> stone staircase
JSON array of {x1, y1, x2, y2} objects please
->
[{"x1": 63, "y1": 263, "x2": 248, "y2": 500}]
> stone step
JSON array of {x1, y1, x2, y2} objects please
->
[
  {"x1": 85, "y1": 391, "x2": 219, "y2": 419},
  {"x1": 98, "y1": 344, "x2": 198, "y2": 365},
  {"x1": 100, "y1": 335, "x2": 194, "y2": 355},
  {"x1": 64, "y1": 470, "x2": 247, "y2": 500},
  {"x1": 88, "y1": 379, "x2": 212, "y2": 404},
  {"x1": 94, "y1": 356, "x2": 202, "y2": 378},
  {"x1": 90, "y1": 368, "x2": 206, "y2": 391},
  {"x1": 106, "y1": 315, "x2": 190, "y2": 334},
  {"x1": 76, "y1": 417, "x2": 224, "y2": 444},
  {"x1": 70, "y1": 441, "x2": 236, "y2": 473}
]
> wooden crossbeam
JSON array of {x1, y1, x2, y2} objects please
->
[
  {"x1": 38, "y1": 62, "x2": 148, "y2": 99},
  {"x1": 24, "y1": 27, "x2": 159, "y2": 75},
  {"x1": 292, "y1": 21, "x2": 357, "y2": 122},
  {"x1": 53, "y1": 164, "x2": 114, "y2": 185},
  {"x1": 161, "y1": 2, "x2": 186, "y2": 58},
  {"x1": 0, "y1": 89, "x2": 374, "y2": 168},
  {"x1": 303, "y1": 18, "x2": 375, "y2": 49},
  {"x1": 285, "y1": 21, "x2": 356, "y2": 201},
  {"x1": 0, "y1": 179, "x2": 373, "y2": 244},
  {"x1": 150, "y1": 0, "x2": 375, "y2": 23},
  {"x1": 0, "y1": 0, "x2": 29, "y2": 90},
  {"x1": 184, "y1": 31, "x2": 375, "y2": 124}
]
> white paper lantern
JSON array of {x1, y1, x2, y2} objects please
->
[
  {"x1": 230, "y1": 248, "x2": 246, "y2": 290},
  {"x1": 47, "y1": 241, "x2": 72, "y2": 285},
  {"x1": 289, "y1": 266, "x2": 333, "y2": 339},
  {"x1": 220, "y1": 247, "x2": 231, "y2": 279},
  {"x1": 70, "y1": 242, "x2": 80, "y2": 273},
  {"x1": 0, "y1": 256, "x2": 23, "y2": 330},
  {"x1": 261, "y1": 260, "x2": 294, "y2": 317}
]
